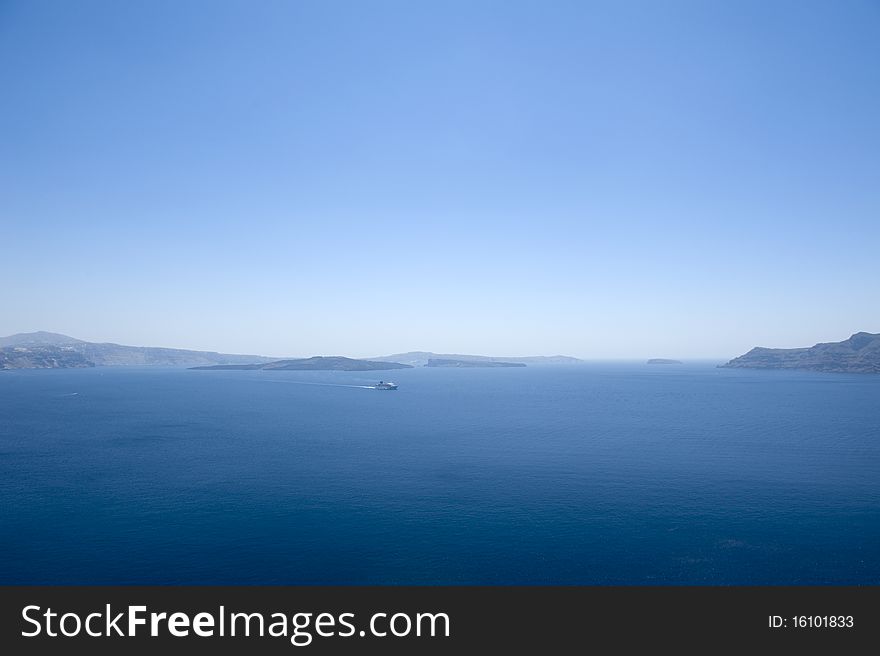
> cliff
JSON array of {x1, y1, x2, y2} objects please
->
[
  {"x1": 721, "y1": 332, "x2": 880, "y2": 374},
  {"x1": 0, "y1": 332, "x2": 273, "y2": 368},
  {"x1": 0, "y1": 345, "x2": 95, "y2": 370}
]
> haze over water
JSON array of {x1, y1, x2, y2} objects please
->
[{"x1": 2, "y1": 364, "x2": 878, "y2": 584}]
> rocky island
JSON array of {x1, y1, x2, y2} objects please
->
[
  {"x1": 0, "y1": 332, "x2": 272, "y2": 368},
  {"x1": 191, "y1": 356, "x2": 412, "y2": 371},
  {"x1": 0, "y1": 344, "x2": 94, "y2": 370},
  {"x1": 721, "y1": 332, "x2": 880, "y2": 374}
]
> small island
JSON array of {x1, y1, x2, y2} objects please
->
[
  {"x1": 191, "y1": 356, "x2": 412, "y2": 371},
  {"x1": 647, "y1": 359, "x2": 682, "y2": 365}
]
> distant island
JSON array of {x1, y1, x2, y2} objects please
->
[
  {"x1": 721, "y1": 332, "x2": 880, "y2": 374},
  {"x1": 0, "y1": 331, "x2": 582, "y2": 371},
  {"x1": 191, "y1": 356, "x2": 412, "y2": 372},
  {"x1": 0, "y1": 344, "x2": 94, "y2": 370},
  {"x1": 0, "y1": 332, "x2": 272, "y2": 369},
  {"x1": 425, "y1": 358, "x2": 526, "y2": 368},
  {"x1": 647, "y1": 358, "x2": 682, "y2": 365},
  {"x1": 371, "y1": 351, "x2": 581, "y2": 367}
]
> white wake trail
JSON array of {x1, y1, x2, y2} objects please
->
[{"x1": 260, "y1": 380, "x2": 376, "y2": 389}]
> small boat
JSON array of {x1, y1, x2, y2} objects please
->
[{"x1": 375, "y1": 381, "x2": 398, "y2": 390}]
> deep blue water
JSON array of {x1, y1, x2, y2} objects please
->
[{"x1": 1, "y1": 364, "x2": 878, "y2": 584}]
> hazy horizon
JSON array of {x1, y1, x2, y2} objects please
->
[
  {"x1": 2, "y1": 327, "x2": 877, "y2": 363},
  {"x1": 3, "y1": 1, "x2": 878, "y2": 359}
]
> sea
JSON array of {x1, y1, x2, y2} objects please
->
[{"x1": 1, "y1": 364, "x2": 878, "y2": 585}]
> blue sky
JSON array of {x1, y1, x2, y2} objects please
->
[{"x1": 2, "y1": 0, "x2": 878, "y2": 358}]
